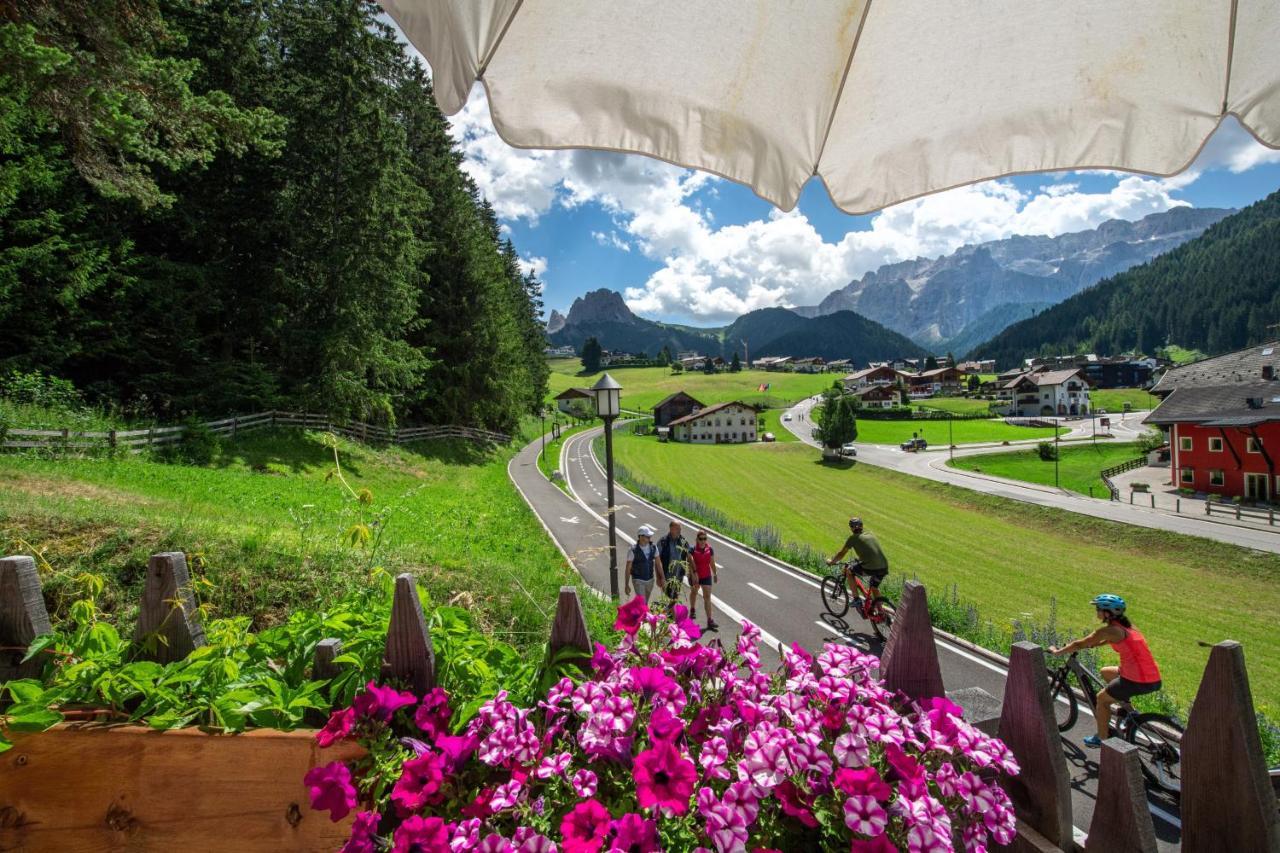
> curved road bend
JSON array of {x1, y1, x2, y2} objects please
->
[
  {"x1": 783, "y1": 397, "x2": 1280, "y2": 555},
  {"x1": 508, "y1": 429, "x2": 1184, "y2": 849}
]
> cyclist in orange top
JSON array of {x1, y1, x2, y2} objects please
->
[{"x1": 1050, "y1": 594, "x2": 1162, "y2": 747}]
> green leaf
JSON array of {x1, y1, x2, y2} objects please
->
[
  {"x1": 5, "y1": 705, "x2": 63, "y2": 732},
  {"x1": 3, "y1": 679, "x2": 47, "y2": 704},
  {"x1": 20, "y1": 634, "x2": 58, "y2": 664}
]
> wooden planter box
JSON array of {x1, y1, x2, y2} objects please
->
[{"x1": 0, "y1": 724, "x2": 364, "y2": 852}]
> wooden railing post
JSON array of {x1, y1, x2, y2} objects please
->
[
  {"x1": 997, "y1": 642, "x2": 1072, "y2": 849},
  {"x1": 0, "y1": 556, "x2": 52, "y2": 682},
  {"x1": 1181, "y1": 640, "x2": 1279, "y2": 851},
  {"x1": 134, "y1": 552, "x2": 206, "y2": 663},
  {"x1": 548, "y1": 586, "x2": 592, "y2": 663},
  {"x1": 878, "y1": 580, "x2": 944, "y2": 702},
  {"x1": 383, "y1": 574, "x2": 435, "y2": 695},
  {"x1": 1083, "y1": 739, "x2": 1157, "y2": 852}
]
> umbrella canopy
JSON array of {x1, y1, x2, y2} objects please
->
[{"x1": 382, "y1": 0, "x2": 1279, "y2": 214}]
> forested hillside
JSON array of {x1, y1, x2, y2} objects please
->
[
  {"x1": 0, "y1": 0, "x2": 547, "y2": 432},
  {"x1": 972, "y1": 191, "x2": 1280, "y2": 368}
]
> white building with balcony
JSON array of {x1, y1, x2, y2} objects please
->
[
  {"x1": 667, "y1": 401, "x2": 760, "y2": 443},
  {"x1": 1000, "y1": 368, "x2": 1091, "y2": 417}
]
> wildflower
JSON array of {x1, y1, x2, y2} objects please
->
[
  {"x1": 610, "y1": 813, "x2": 660, "y2": 852},
  {"x1": 391, "y1": 751, "x2": 447, "y2": 813},
  {"x1": 614, "y1": 596, "x2": 649, "y2": 635},
  {"x1": 341, "y1": 811, "x2": 380, "y2": 853},
  {"x1": 415, "y1": 687, "x2": 452, "y2": 738},
  {"x1": 305, "y1": 761, "x2": 357, "y2": 822},
  {"x1": 317, "y1": 706, "x2": 356, "y2": 748},
  {"x1": 392, "y1": 815, "x2": 451, "y2": 853},
  {"x1": 572, "y1": 768, "x2": 599, "y2": 797},
  {"x1": 353, "y1": 681, "x2": 417, "y2": 723},
  {"x1": 843, "y1": 795, "x2": 888, "y2": 836},
  {"x1": 634, "y1": 741, "x2": 697, "y2": 815},
  {"x1": 560, "y1": 798, "x2": 612, "y2": 853}
]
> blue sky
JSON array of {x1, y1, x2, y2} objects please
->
[{"x1": 443, "y1": 87, "x2": 1280, "y2": 328}]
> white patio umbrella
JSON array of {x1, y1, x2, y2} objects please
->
[{"x1": 381, "y1": 0, "x2": 1279, "y2": 214}]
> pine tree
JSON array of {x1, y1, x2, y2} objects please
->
[
  {"x1": 730, "y1": 352, "x2": 741, "y2": 372},
  {"x1": 582, "y1": 337, "x2": 603, "y2": 373}
]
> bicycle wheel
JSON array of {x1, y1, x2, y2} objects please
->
[
  {"x1": 867, "y1": 597, "x2": 894, "y2": 641},
  {"x1": 821, "y1": 575, "x2": 849, "y2": 617},
  {"x1": 1124, "y1": 713, "x2": 1184, "y2": 795},
  {"x1": 1047, "y1": 669, "x2": 1079, "y2": 732}
]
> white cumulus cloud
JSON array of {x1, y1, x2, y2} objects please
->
[{"x1": 518, "y1": 256, "x2": 548, "y2": 279}]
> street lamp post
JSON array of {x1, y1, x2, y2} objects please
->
[
  {"x1": 1055, "y1": 420, "x2": 1061, "y2": 488},
  {"x1": 591, "y1": 373, "x2": 623, "y2": 600},
  {"x1": 540, "y1": 408, "x2": 547, "y2": 462}
]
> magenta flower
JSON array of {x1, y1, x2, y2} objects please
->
[
  {"x1": 698, "y1": 736, "x2": 730, "y2": 780},
  {"x1": 535, "y1": 751, "x2": 573, "y2": 780},
  {"x1": 702, "y1": 800, "x2": 750, "y2": 852},
  {"x1": 479, "y1": 834, "x2": 516, "y2": 853},
  {"x1": 614, "y1": 596, "x2": 649, "y2": 635},
  {"x1": 776, "y1": 780, "x2": 818, "y2": 828},
  {"x1": 516, "y1": 832, "x2": 558, "y2": 853},
  {"x1": 305, "y1": 760, "x2": 357, "y2": 822},
  {"x1": 392, "y1": 816, "x2": 451, "y2": 853},
  {"x1": 489, "y1": 778, "x2": 524, "y2": 811},
  {"x1": 850, "y1": 836, "x2": 898, "y2": 853},
  {"x1": 317, "y1": 706, "x2": 356, "y2": 748},
  {"x1": 340, "y1": 811, "x2": 379, "y2": 853},
  {"x1": 560, "y1": 798, "x2": 612, "y2": 853},
  {"x1": 647, "y1": 703, "x2": 685, "y2": 742},
  {"x1": 610, "y1": 813, "x2": 660, "y2": 852},
  {"x1": 833, "y1": 766, "x2": 892, "y2": 801},
  {"x1": 843, "y1": 794, "x2": 888, "y2": 836},
  {"x1": 590, "y1": 642, "x2": 618, "y2": 678},
  {"x1": 415, "y1": 687, "x2": 452, "y2": 738},
  {"x1": 634, "y1": 741, "x2": 697, "y2": 815},
  {"x1": 436, "y1": 732, "x2": 480, "y2": 773},
  {"x1": 907, "y1": 822, "x2": 952, "y2": 853},
  {"x1": 451, "y1": 818, "x2": 482, "y2": 851},
  {"x1": 885, "y1": 743, "x2": 928, "y2": 798},
  {"x1": 738, "y1": 728, "x2": 792, "y2": 789},
  {"x1": 572, "y1": 768, "x2": 599, "y2": 797},
  {"x1": 833, "y1": 732, "x2": 870, "y2": 769},
  {"x1": 627, "y1": 667, "x2": 677, "y2": 701},
  {"x1": 390, "y1": 751, "x2": 446, "y2": 813},
  {"x1": 353, "y1": 681, "x2": 417, "y2": 722}
]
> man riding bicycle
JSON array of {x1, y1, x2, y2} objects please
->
[
  {"x1": 826, "y1": 517, "x2": 888, "y2": 594},
  {"x1": 1050, "y1": 594, "x2": 1162, "y2": 748}
]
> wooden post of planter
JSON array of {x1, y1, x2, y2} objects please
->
[
  {"x1": 313, "y1": 638, "x2": 343, "y2": 681},
  {"x1": 384, "y1": 573, "x2": 434, "y2": 695},
  {"x1": 134, "y1": 552, "x2": 206, "y2": 664},
  {"x1": 997, "y1": 642, "x2": 1072, "y2": 849},
  {"x1": 0, "y1": 556, "x2": 52, "y2": 682},
  {"x1": 548, "y1": 586, "x2": 592, "y2": 664},
  {"x1": 1084, "y1": 739, "x2": 1157, "y2": 853},
  {"x1": 878, "y1": 580, "x2": 944, "y2": 702},
  {"x1": 1181, "y1": 641, "x2": 1279, "y2": 852}
]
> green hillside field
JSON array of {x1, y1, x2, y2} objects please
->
[
  {"x1": 950, "y1": 442, "x2": 1143, "y2": 498},
  {"x1": 606, "y1": 432, "x2": 1280, "y2": 715}
]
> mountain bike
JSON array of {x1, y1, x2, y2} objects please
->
[
  {"x1": 820, "y1": 561, "x2": 894, "y2": 641},
  {"x1": 1047, "y1": 652, "x2": 1183, "y2": 794}
]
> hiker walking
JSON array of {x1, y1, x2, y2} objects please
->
[
  {"x1": 689, "y1": 529, "x2": 719, "y2": 631},
  {"x1": 657, "y1": 520, "x2": 691, "y2": 612},
  {"x1": 625, "y1": 524, "x2": 664, "y2": 603}
]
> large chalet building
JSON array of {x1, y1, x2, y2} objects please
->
[
  {"x1": 651, "y1": 391, "x2": 704, "y2": 427},
  {"x1": 1147, "y1": 341, "x2": 1280, "y2": 501},
  {"x1": 999, "y1": 368, "x2": 1091, "y2": 417},
  {"x1": 667, "y1": 401, "x2": 760, "y2": 444}
]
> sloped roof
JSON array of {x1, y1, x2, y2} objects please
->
[
  {"x1": 1149, "y1": 340, "x2": 1280, "y2": 396},
  {"x1": 554, "y1": 387, "x2": 593, "y2": 400},
  {"x1": 1000, "y1": 368, "x2": 1087, "y2": 390},
  {"x1": 846, "y1": 365, "x2": 897, "y2": 381},
  {"x1": 652, "y1": 390, "x2": 705, "y2": 411},
  {"x1": 667, "y1": 400, "x2": 761, "y2": 427},
  {"x1": 1146, "y1": 382, "x2": 1280, "y2": 425}
]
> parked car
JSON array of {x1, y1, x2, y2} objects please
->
[
  {"x1": 840, "y1": 443, "x2": 857, "y2": 458},
  {"x1": 782, "y1": 413, "x2": 793, "y2": 422},
  {"x1": 761, "y1": 432, "x2": 776, "y2": 442},
  {"x1": 900, "y1": 437, "x2": 928, "y2": 452}
]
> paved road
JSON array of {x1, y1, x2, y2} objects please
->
[
  {"x1": 507, "y1": 429, "x2": 1185, "y2": 849},
  {"x1": 783, "y1": 397, "x2": 1280, "y2": 555}
]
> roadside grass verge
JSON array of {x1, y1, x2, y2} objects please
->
[
  {"x1": 915, "y1": 397, "x2": 996, "y2": 416},
  {"x1": 1091, "y1": 388, "x2": 1160, "y2": 413},
  {"x1": 605, "y1": 432, "x2": 1280, "y2": 716},
  {"x1": 537, "y1": 421, "x2": 597, "y2": 490},
  {"x1": 852, "y1": 418, "x2": 1063, "y2": 446},
  {"x1": 949, "y1": 442, "x2": 1143, "y2": 498},
  {"x1": 0, "y1": 427, "x2": 616, "y2": 653}
]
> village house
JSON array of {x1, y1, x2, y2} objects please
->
[
  {"x1": 544, "y1": 345, "x2": 576, "y2": 358},
  {"x1": 956, "y1": 359, "x2": 996, "y2": 374},
  {"x1": 651, "y1": 391, "x2": 704, "y2": 427},
  {"x1": 753, "y1": 356, "x2": 792, "y2": 371},
  {"x1": 667, "y1": 401, "x2": 760, "y2": 444},
  {"x1": 843, "y1": 364, "x2": 899, "y2": 391},
  {"x1": 907, "y1": 366, "x2": 966, "y2": 397},
  {"x1": 792, "y1": 357, "x2": 826, "y2": 373},
  {"x1": 553, "y1": 387, "x2": 593, "y2": 414},
  {"x1": 825, "y1": 359, "x2": 853, "y2": 372},
  {"x1": 1000, "y1": 368, "x2": 1091, "y2": 417},
  {"x1": 852, "y1": 385, "x2": 901, "y2": 409},
  {"x1": 1147, "y1": 341, "x2": 1280, "y2": 502}
]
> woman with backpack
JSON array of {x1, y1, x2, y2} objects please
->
[
  {"x1": 688, "y1": 529, "x2": 719, "y2": 632},
  {"x1": 625, "y1": 525, "x2": 665, "y2": 603}
]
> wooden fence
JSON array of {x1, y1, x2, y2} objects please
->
[
  {"x1": 2, "y1": 559, "x2": 1278, "y2": 851},
  {"x1": 0, "y1": 410, "x2": 509, "y2": 454},
  {"x1": 1100, "y1": 454, "x2": 1148, "y2": 501}
]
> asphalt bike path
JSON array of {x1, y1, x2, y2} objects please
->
[
  {"x1": 784, "y1": 398, "x2": 1280, "y2": 555},
  {"x1": 508, "y1": 429, "x2": 1184, "y2": 849}
]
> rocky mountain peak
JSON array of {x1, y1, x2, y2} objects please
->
[
  {"x1": 565, "y1": 288, "x2": 638, "y2": 326},
  {"x1": 545, "y1": 309, "x2": 567, "y2": 333}
]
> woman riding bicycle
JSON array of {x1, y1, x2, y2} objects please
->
[{"x1": 1050, "y1": 594, "x2": 1162, "y2": 747}]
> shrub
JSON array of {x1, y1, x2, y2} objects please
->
[
  {"x1": 311, "y1": 600, "x2": 1020, "y2": 851},
  {"x1": 1036, "y1": 442, "x2": 1057, "y2": 462},
  {"x1": 1136, "y1": 428, "x2": 1165, "y2": 455}
]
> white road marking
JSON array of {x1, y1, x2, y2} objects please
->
[
  {"x1": 559, "y1": 516, "x2": 579, "y2": 524},
  {"x1": 748, "y1": 582, "x2": 778, "y2": 599},
  {"x1": 626, "y1": 512, "x2": 637, "y2": 519}
]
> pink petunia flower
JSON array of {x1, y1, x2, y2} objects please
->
[
  {"x1": 517, "y1": 832, "x2": 558, "y2": 853},
  {"x1": 833, "y1": 766, "x2": 892, "y2": 801},
  {"x1": 451, "y1": 818, "x2": 482, "y2": 852},
  {"x1": 832, "y1": 732, "x2": 870, "y2": 768},
  {"x1": 304, "y1": 760, "x2": 357, "y2": 822},
  {"x1": 341, "y1": 810, "x2": 379, "y2": 853},
  {"x1": 843, "y1": 795, "x2": 888, "y2": 836},
  {"x1": 907, "y1": 822, "x2": 952, "y2": 853},
  {"x1": 648, "y1": 703, "x2": 685, "y2": 742},
  {"x1": 614, "y1": 596, "x2": 649, "y2": 635},
  {"x1": 737, "y1": 728, "x2": 793, "y2": 789},
  {"x1": 560, "y1": 798, "x2": 612, "y2": 853},
  {"x1": 849, "y1": 836, "x2": 898, "y2": 853},
  {"x1": 572, "y1": 768, "x2": 599, "y2": 797},
  {"x1": 535, "y1": 751, "x2": 573, "y2": 780},
  {"x1": 489, "y1": 778, "x2": 523, "y2": 811},
  {"x1": 634, "y1": 741, "x2": 697, "y2": 815},
  {"x1": 392, "y1": 815, "x2": 451, "y2": 853},
  {"x1": 776, "y1": 780, "x2": 818, "y2": 828},
  {"x1": 478, "y1": 833, "x2": 516, "y2": 852},
  {"x1": 390, "y1": 751, "x2": 447, "y2": 813},
  {"x1": 698, "y1": 736, "x2": 731, "y2": 780},
  {"x1": 317, "y1": 706, "x2": 355, "y2": 748},
  {"x1": 609, "y1": 813, "x2": 660, "y2": 852},
  {"x1": 353, "y1": 681, "x2": 417, "y2": 723},
  {"x1": 415, "y1": 687, "x2": 452, "y2": 739}
]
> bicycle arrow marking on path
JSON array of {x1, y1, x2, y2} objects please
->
[{"x1": 560, "y1": 515, "x2": 580, "y2": 524}]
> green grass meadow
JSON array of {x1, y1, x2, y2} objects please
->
[
  {"x1": 950, "y1": 442, "x2": 1144, "y2": 498},
  {"x1": 0, "y1": 428, "x2": 615, "y2": 650},
  {"x1": 852, "y1": 418, "x2": 1063, "y2": 446},
  {"x1": 608, "y1": 432, "x2": 1280, "y2": 714}
]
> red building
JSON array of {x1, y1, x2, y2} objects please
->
[{"x1": 1148, "y1": 341, "x2": 1280, "y2": 501}]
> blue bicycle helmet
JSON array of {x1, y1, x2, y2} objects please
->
[{"x1": 1091, "y1": 593, "x2": 1126, "y2": 615}]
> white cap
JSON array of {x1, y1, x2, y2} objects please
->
[{"x1": 637, "y1": 524, "x2": 656, "y2": 537}]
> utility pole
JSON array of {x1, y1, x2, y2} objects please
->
[
  {"x1": 1055, "y1": 420, "x2": 1061, "y2": 488},
  {"x1": 949, "y1": 413, "x2": 954, "y2": 463}
]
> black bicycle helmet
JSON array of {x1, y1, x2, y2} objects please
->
[{"x1": 848, "y1": 516, "x2": 864, "y2": 532}]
